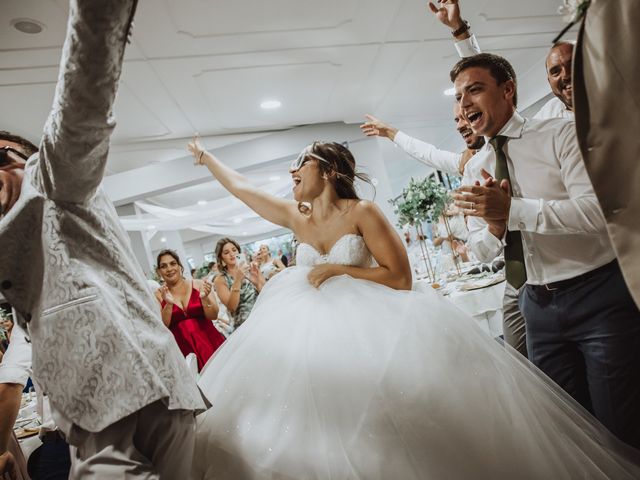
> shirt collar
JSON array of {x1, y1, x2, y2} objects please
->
[{"x1": 483, "y1": 110, "x2": 526, "y2": 143}]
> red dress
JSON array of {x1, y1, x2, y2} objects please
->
[{"x1": 162, "y1": 283, "x2": 225, "y2": 371}]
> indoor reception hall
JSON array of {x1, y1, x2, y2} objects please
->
[{"x1": 1, "y1": 0, "x2": 639, "y2": 479}]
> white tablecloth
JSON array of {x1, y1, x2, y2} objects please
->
[{"x1": 414, "y1": 274, "x2": 505, "y2": 338}]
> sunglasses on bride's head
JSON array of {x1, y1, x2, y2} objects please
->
[{"x1": 289, "y1": 142, "x2": 330, "y2": 172}]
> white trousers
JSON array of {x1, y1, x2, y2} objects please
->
[{"x1": 67, "y1": 400, "x2": 195, "y2": 479}]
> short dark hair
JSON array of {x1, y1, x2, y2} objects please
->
[
  {"x1": 0, "y1": 131, "x2": 38, "y2": 156},
  {"x1": 450, "y1": 53, "x2": 518, "y2": 107}
]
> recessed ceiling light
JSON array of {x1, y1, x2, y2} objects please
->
[
  {"x1": 197, "y1": 200, "x2": 207, "y2": 206},
  {"x1": 147, "y1": 225, "x2": 156, "y2": 230},
  {"x1": 233, "y1": 218, "x2": 243, "y2": 224},
  {"x1": 444, "y1": 87, "x2": 456, "y2": 96},
  {"x1": 269, "y1": 175, "x2": 281, "y2": 182},
  {"x1": 260, "y1": 100, "x2": 282, "y2": 110},
  {"x1": 160, "y1": 236, "x2": 167, "y2": 243},
  {"x1": 242, "y1": 231, "x2": 248, "y2": 236},
  {"x1": 11, "y1": 18, "x2": 45, "y2": 35}
]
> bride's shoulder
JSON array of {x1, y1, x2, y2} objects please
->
[{"x1": 350, "y1": 199, "x2": 381, "y2": 216}]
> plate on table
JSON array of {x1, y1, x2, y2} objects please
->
[
  {"x1": 459, "y1": 275, "x2": 505, "y2": 291},
  {"x1": 15, "y1": 426, "x2": 40, "y2": 439}
]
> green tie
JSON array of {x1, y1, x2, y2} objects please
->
[{"x1": 489, "y1": 136, "x2": 527, "y2": 289}]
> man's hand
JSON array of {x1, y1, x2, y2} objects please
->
[
  {"x1": 0, "y1": 450, "x2": 18, "y2": 480},
  {"x1": 360, "y1": 115, "x2": 398, "y2": 140},
  {"x1": 428, "y1": 0, "x2": 464, "y2": 31},
  {"x1": 307, "y1": 264, "x2": 341, "y2": 288},
  {"x1": 452, "y1": 169, "x2": 510, "y2": 238}
]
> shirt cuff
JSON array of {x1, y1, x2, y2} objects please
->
[
  {"x1": 393, "y1": 130, "x2": 410, "y2": 149},
  {"x1": 508, "y1": 198, "x2": 540, "y2": 232},
  {"x1": 454, "y1": 34, "x2": 481, "y2": 58},
  {"x1": 0, "y1": 366, "x2": 29, "y2": 387}
]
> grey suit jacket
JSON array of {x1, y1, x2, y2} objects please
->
[
  {"x1": 0, "y1": 0, "x2": 205, "y2": 432},
  {"x1": 574, "y1": 0, "x2": 640, "y2": 308}
]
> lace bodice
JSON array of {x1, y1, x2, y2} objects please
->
[{"x1": 296, "y1": 234, "x2": 373, "y2": 267}]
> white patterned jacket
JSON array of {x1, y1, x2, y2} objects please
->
[{"x1": 0, "y1": 0, "x2": 205, "y2": 432}]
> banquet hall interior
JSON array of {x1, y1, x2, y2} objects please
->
[{"x1": 2, "y1": 0, "x2": 640, "y2": 479}]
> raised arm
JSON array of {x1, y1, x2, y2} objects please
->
[
  {"x1": 38, "y1": 0, "x2": 137, "y2": 204},
  {"x1": 361, "y1": 115, "x2": 462, "y2": 175},
  {"x1": 307, "y1": 201, "x2": 413, "y2": 290},
  {"x1": 428, "y1": 0, "x2": 481, "y2": 57},
  {"x1": 188, "y1": 136, "x2": 299, "y2": 229}
]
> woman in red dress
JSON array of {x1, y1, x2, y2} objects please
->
[{"x1": 155, "y1": 249, "x2": 225, "y2": 371}]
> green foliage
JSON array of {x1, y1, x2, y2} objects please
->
[{"x1": 390, "y1": 177, "x2": 448, "y2": 228}]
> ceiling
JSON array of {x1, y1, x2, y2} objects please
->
[{"x1": 2, "y1": 0, "x2": 574, "y2": 247}]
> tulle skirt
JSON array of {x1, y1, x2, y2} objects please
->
[{"x1": 193, "y1": 267, "x2": 640, "y2": 479}]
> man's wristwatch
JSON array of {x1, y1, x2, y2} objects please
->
[{"x1": 451, "y1": 20, "x2": 470, "y2": 38}]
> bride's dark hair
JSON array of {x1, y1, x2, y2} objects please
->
[{"x1": 298, "y1": 142, "x2": 372, "y2": 214}]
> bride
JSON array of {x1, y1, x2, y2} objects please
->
[{"x1": 187, "y1": 138, "x2": 640, "y2": 479}]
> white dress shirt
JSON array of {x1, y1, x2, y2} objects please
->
[
  {"x1": 463, "y1": 112, "x2": 615, "y2": 285},
  {"x1": 454, "y1": 34, "x2": 481, "y2": 58},
  {"x1": 0, "y1": 325, "x2": 57, "y2": 433},
  {"x1": 534, "y1": 97, "x2": 575, "y2": 120},
  {"x1": 0, "y1": 325, "x2": 31, "y2": 387},
  {"x1": 393, "y1": 131, "x2": 462, "y2": 174}
]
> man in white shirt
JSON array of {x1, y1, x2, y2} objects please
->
[
  {"x1": 361, "y1": 0, "x2": 530, "y2": 357},
  {"x1": 451, "y1": 52, "x2": 640, "y2": 449},
  {"x1": 0, "y1": 325, "x2": 70, "y2": 479}
]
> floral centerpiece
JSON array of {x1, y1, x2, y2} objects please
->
[{"x1": 390, "y1": 177, "x2": 451, "y2": 283}]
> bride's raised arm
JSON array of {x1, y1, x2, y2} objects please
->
[{"x1": 188, "y1": 135, "x2": 299, "y2": 229}]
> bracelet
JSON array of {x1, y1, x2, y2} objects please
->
[
  {"x1": 198, "y1": 150, "x2": 205, "y2": 164},
  {"x1": 231, "y1": 288, "x2": 241, "y2": 293},
  {"x1": 451, "y1": 20, "x2": 470, "y2": 37}
]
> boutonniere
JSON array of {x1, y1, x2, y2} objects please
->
[{"x1": 553, "y1": 0, "x2": 591, "y2": 43}]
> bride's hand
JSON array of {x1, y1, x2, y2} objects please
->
[
  {"x1": 187, "y1": 133, "x2": 207, "y2": 165},
  {"x1": 307, "y1": 264, "x2": 340, "y2": 288}
]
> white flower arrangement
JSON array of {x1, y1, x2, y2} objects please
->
[{"x1": 558, "y1": 0, "x2": 591, "y2": 24}]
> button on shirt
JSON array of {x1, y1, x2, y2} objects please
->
[
  {"x1": 393, "y1": 131, "x2": 462, "y2": 175},
  {"x1": 463, "y1": 111, "x2": 615, "y2": 285}
]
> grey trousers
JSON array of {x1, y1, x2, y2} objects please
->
[
  {"x1": 67, "y1": 400, "x2": 195, "y2": 479},
  {"x1": 502, "y1": 282, "x2": 527, "y2": 358}
]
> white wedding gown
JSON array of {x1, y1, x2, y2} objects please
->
[{"x1": 194, "y1": 234, "x2": 640, "y2": 479}]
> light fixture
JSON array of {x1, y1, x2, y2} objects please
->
[
  {"x1": 242, "y1": 231, "x2": 248, "y2": 236},
  {"x1": 371, "y1": 177, "x2": 379, "y2": 186},
  {"x1": 233, "y1": 218, "x2": 243, "y2": 224},
  {"x1": 197, "y1": 200, "x2": 207, "y2": 206},
  {"x1": 11, "y1": 18, "x2": 45, "y2": 34},
  {"x1": 444, "y1": 87, "x2": 456, "y2": 96},
  {"x1": 147, "y1": 225, "x2": 156, "y2": 230},
  {"x1": 260, "y1": 100, "x2": 282, "y2": 110},
  {"x1": 269, "y1": 175, "x2": 281, "y2": 182},
  {"x1": 160, "y1": 236, "x2": 167, "y2": 243}
]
